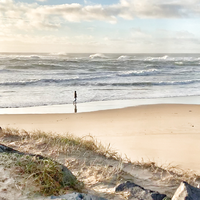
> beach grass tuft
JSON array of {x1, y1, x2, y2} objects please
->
[{"x1": 0, "y1": 152, "x2": 82, "y2": 196}]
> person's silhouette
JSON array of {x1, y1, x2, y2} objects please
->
[{"x1": 74, "y1": 91, "x2": 77, "y2": 102}]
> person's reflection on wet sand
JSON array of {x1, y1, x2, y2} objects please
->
[{"x1": 74, "y1": 103, "x2": 77, "y2": 113}]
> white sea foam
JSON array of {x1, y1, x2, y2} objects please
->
[
  {"x1": 50, "y1": 52, "x2": 68, "y2": 56},
  {"x1": 118, "y1": 69, "x2": 158, "y2": 77},
  {"x1": 156, "y1": 79, "x2": 200, "y2": 86},
  {"x1": 117, "y1": 55, "x2": 130, "y2": 60},
  {"x1": 30, "y1": 55, "x2": 40, "y2": 59},
  {"x1": 161, "y1": 55, "x2": 168, "y2": 59},
  {"x1": 89, "y1": 53, "x2": 107, "y2": 59},
  {"x1": 175, "y1": 62, "x2": 183, "y2": 65},
  {"x1": 145, "y1": 55, "x2": 169, "y2": 61}
]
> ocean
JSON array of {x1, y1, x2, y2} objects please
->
[{"x1": 1, "y1": 52, "x2": 200, "y2": 109}]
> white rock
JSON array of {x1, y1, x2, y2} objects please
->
[{"x1": 172, "y1": 181, "x2": 200, "y2": 200}]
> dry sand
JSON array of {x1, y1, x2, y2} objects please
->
[{"x1": 1, "y1": 103, "x2": 200, "y2": 174}]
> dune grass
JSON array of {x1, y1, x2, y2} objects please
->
[
  {"x1": 0, "y1": 128, "x2": 126, "y2": 198},
  {"x1": 0, "y1": 152, "x2": 82, "y2": 196},
  {"x1": 2, "y1": 127, "x2": 122, "y2": 161},
  {"x1": 0, "y1": 127, "x2": 200, "y2": 199}
]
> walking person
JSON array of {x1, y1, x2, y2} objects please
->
[
  {"x1": 73, "y1": 91, "x2": 77, "y2": 105},
  {"x1": 74, "y1": 91, "x2": 77, "y2": 102},
  {"x1": 73, "y1": 91, "x2": 77, "y2": 112}
]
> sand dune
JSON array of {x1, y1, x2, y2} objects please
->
[{"x1": 1, "y1": 104, "x2": 200, "y2": 173}]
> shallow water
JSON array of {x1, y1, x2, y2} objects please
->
[{"x1": 1, "y1": 96, "x2": 200, "y2": 114}]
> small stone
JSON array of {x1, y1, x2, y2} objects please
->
[
  {"x1": 0, "y1": 144, "x2": 20, "y2": 153},
  {"x1": 115, "y1": 181, "x2": 166, "y2": 200}
]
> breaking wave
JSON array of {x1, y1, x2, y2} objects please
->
[
  {"x1": 50, "y1": 52, "x2": 68, "y2": 56},
  {"x1": 117, "y1": 55, "x2": 132, "y2": 60},
  {"x1": 117, "y1": 69, "x2": 158, "y2": 77},
  {"x1": 89, "y1": 53, "x2": 107, "y2": 59},
  {"x1": 145, "y1": 55, "x2": 169, "y2": 61}
]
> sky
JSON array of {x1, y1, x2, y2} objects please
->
[{"x1": 0, "y1": 0, "x2": 200, "y2": 53}]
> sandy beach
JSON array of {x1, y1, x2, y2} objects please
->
[{"x1": 1, "y1": 103, "x2": 200, "y2": 174}]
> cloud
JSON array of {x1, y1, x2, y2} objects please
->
[
  {"x1": 131, "y1": 28, "x2": 152, "y2": 39},
  {"x1": 0, "y1": 32, "x2": 69, "y2": 45},
  {"x1": 117, "y1": 0, "x2": 200, "y2": 19},
  {"x1": 138, "y1": 28, "x2": 200, "y2": 51},
  {"x1": 0, "y1": 0, "x2": 200, "y2": 32},
  {"x1": 103, "y1": 27, "x2": 200, "y2": 52}
]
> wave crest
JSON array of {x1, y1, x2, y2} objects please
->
[
  {"x1": 118, "y1": 69, "x2": 158, "y2": 77},
  {"x1": 50, "y1": 52, "x2": 68, "y2": 56},
  {"x1": 117, "y1": 55, "x2": 131, "y2": 60},
  {"x1": 89, "y1": 53, "x2": 107, "y2": 59}
]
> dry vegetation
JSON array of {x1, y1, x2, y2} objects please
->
[
  {"x1": 0, "y1": 153, "x2": 82, "y2": 196},
  {"x1": 0, "y1": 127, "x2": 200, "y2": 199}
]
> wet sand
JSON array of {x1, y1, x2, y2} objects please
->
[{"x1": 0, "y1": 103, "x2": 200, "y2": 173}]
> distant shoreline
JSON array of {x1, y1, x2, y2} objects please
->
[{"x1": 1, "y1": 96, "x2": 200, "y2": 114}]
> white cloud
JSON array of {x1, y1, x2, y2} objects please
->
[
  {"x1": 175, "y1": 30, "x2": 195, "y2": 39},
  {"x1": 1, "y1": 0, "x2": 200, "y2": 32},
  {"x1": 1, "y1": 0, "x2": 200, "y2": 53},
  {"x1": 102, "y1": 27, "x2": 200, "y2": 53},
  {"x1": 131, "y1": 28, "x2": 152, "y2": 39},
  {"x1": 0, "y1": 32, "x2": 69, "y2": 45},
  {"x1": 118, "y1": 0, "x2": 200, "y2": 19},
  {"x1": 75, "y1": 35, "x2": 93, "y2": 40}
]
